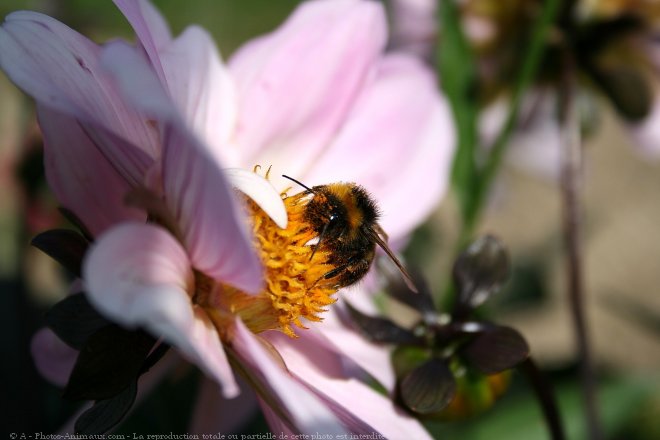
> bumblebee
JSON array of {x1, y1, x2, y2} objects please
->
[{"x1": 283, "y1": 175, "x2": 416, "y2": 292}]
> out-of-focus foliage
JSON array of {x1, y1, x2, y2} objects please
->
[
  {"x1": 0, "y1": 0, "x2": 304, "y2": 56},
  {"x1": 428, "y1": 372, "x2": 660, "y2": 440}
]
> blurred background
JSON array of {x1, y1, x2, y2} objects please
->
[{"x1": 1, "y1": 0, "x2": 660, "y2": 438}]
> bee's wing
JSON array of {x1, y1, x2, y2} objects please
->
[{"x1": 372, "y1": 225, "x2": 418, "y2": 294}]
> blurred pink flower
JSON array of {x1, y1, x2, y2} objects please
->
[{"x1": 1, "y1": 0, "x2": 454, "y2": 435}]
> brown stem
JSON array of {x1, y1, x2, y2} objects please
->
[
  {"x1": 558, "y1": 53, "x2": 603, "y2": 440},
  {"x1": 519, "y1": 358, "x2": 566, "y2": 440}
]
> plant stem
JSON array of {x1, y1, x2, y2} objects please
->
[
  {"x1": 459, "y1": 0, "x2": 562, "y2": 245},
  {"x1": 442, "y1": 0, "x2": 562, "y2": 310},
  {"x1": 558, "y1": 51, "x2": 603, "y2": 440},
  {"x1": 519, "y1": 358, "x2": 565, "y2": 440}
]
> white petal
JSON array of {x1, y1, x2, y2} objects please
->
[{"x1": 225, "y1": 168, "x2": 287, "y2": 229}]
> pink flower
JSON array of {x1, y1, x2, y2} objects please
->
[{"x1": 1, "y1": 0, "x2": 454, "y2": 435}]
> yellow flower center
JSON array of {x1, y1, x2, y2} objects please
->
[{"x1": 198, "y1": 191, "x2": 340, "y2": 337}]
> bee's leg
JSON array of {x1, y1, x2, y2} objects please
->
[
  {"x1": 321, "y1": 262, "x2": 351, "y2": 281},
  {"x1": 307, "y1": 260, "x2": 351, "y2": 290},
  {"x1": 312, "y1": 257, "x2": 371, "y2": 289}
]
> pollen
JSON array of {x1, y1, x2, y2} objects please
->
[{"x1": 214, "y1": 192, "x2": 340, "y2": 337}]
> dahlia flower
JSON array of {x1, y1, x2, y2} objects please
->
[{"x1": 1, "y1": 0, "x2": 454, "y2": 435}]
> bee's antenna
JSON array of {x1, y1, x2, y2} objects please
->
[
  {"x1": 371, "y1": 228, "x2": 419, "y2": 294},
  {"x1": 282, "y1": 174, "x2": 316, "y2": 194}
]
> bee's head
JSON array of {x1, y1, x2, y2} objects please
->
[
  {"x1": 313, "y1": 186, "x2": 350, "y2": 238},
  {"x1": 282, "y1": 175, "x2": 379, "y2": 238}
]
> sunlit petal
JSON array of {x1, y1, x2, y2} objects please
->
[
  {"x1": 100, "y1": 42, "x2": 264, "y2": 294},
  {"x1": 228, "y1": 0, "x2": 387, "y2": 186},
  {"x1": 159, "y1": 26, "x2": 238, "y2": 166},
  {"x1": 305, "y1": 53, "x2": 455, "y2": 240},
  {"x1": 307, "y1": 305, "x2": 396, "y2": 392},
  {"x1": 113, "y1": 0, "x2": 172, "y2": 83},
  {"x1": 225, "y1": 168, "x2": 287, "y2": 229},
  {"x1": 268, "y1": 331, "x2": 433, "y2": 439},
  {"x1": 0, "y1": 11, "x2": 158, "y2": 157},
  {"x1": 37, "y1": 106, "x2": 146, "y2": 236},
  {"x1": 231, "y1": 319, "x2": 347, "y2": 435}
]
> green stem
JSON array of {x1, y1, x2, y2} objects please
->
[
  {"x1": 461, "y1": 0, "x2": 562, "y2": 243},
  {"x1": 441, "y1": 0, "x2": 562, "y2": 310}
]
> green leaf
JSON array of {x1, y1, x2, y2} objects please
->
[
  {"x1": 426, "y1": 374, "x2": 660, "y2": 440},
  {"x1": 392, "y1": 345, "x2": 432, "y2": 379},
  {"x1": 437, "y1": 0, "x2": 480, "y2": 223},
  {"x1": 462, "y1": 0, "x2": 563, "y2": 237}
]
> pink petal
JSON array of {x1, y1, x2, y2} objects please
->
[
  {"x1": 99, "y1": 41, "x2": 175, "y2": 120},
  {"x1": 258, "y1": 401, "x2": 295, "y2": 437},
  {"x1": 113, "y1": 0, "x2": 172, "y2": 84},
  {"x1": 231, "y1": 319, "x2": 347, "y2": 435},
  {"x1": 267, "y1": 331, "x2": 432, "y2": 439},
  {"x1": 162, "y1": 125, "x2": 264, "y2": 295},
  {"x1": 100, "y1": 42, "x2": 264, "y2": 294},
  {"x1": 83, "y1": 222, "x2": 240, "y2": 398},
  {"x1": 159, "y1": 25, "x2": 239, "y2": 166},
  {"x1": 37, "y1": 106, "x2": 146, "y2": 236},
  {"x1": 0, "y1": 11, "x2": 159, "y2": 157},
  {"x1": 305, "y1": 54, "x2": 455, "y2": 240},
  {"x1": 225, "y1": 168, "x2": 287, "y2": 229},
  {"x1": 627, "y1": 94, "x2": 660, "y2": 158},
  {"x1": 189, "y1": 376, "x2": 258, "y2": 435},
  {"x1": 306, "y1": 302, "x2": 395, "y2": 392},
  {"x1": 228, "y1": 0, "x2": 387, "y2": 179},
  {"x1": 30, "y1": 327, "x2": 78, "y2": 387},
  {"x1": 115, "y1": 1, "x2": 239, "y2": 166}
]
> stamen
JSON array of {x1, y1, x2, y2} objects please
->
[{"x1": 196, "y1": 192, "x2": 341, "y2": 337}]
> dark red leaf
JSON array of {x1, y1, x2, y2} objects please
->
[
  {"x1": 346, "y1": 302, "x2": 422, "y2": 345},
  {"x1": 64, "y1": 326, "x2": 155, "y2": 401},
  {"x1": 385, "y1": 266, "x2": 437, "y2": 316},
  {"x1": 46, "y1": 293, "x2": 109, "y2": 349},
  {"x1": 75, "y1": 380, "x2": 137, "y2": 434},
  {"x1": 462, "y1": 326, "x2": 530, "y2": 374},
  {"x1": 58, "y1": 207, "x2": 94, "y2": 242},
  {"x1": 453, "y1": 235, "x2": 510, "y2": 314},
  {"x1": 31, "y1": 228, "x2": 89, "y2": 277},
  {"x1": 399, "y1": 358, "x2": 456, "y2": 414}
]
